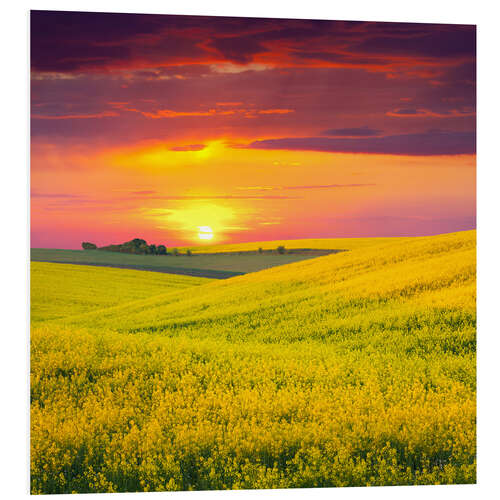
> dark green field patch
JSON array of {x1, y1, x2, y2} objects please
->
[{"x1": 31, "y1": 248, "x2": 325, "y2": 278}]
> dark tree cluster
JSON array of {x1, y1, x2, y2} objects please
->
[{"x1": 81, "y1": 238, "x2": 183, "y2": 255}]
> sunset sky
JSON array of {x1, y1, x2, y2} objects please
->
[{"x1": 30, "y1": 11, "x2": 476, "y2": 249}]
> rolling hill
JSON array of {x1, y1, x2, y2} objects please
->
[
  {"x1": 30, "y1": 262, "x2": 212, "y2": 322},
  {"x1": 181, "y1": 235, "x2": 413, "y2": 253},
  {"x1": 30, "y1": 230, "x2": 476, "y2": 493}
]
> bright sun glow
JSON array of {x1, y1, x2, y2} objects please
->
[
  {"x1": 146, "y1": 202, "x2": 253, "y2": 244},
  {"x1": 198, "y1": 226, "x2": 214, "y2": 240}
]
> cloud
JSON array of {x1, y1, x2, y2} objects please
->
[
  {"x1": 257, "y1": 109, "x2": 294, "y2": 115},
  {"x1": 30, "y1": 14, "x2": 476, "y2": 152},
  {"x1": 282, "y1": 183, "x2": 375, "y2": 190},
  {"x1": 146, "y1": 195, "x2": 298, "y2": 200},
  {"x1": 386, "y1": 108, "x2": 475, "y2": 118},
  {"x1": 108, "y1": 101, "x2": 295, "y2": 120},
  {"x1": 208, "y1": 35, "x2": 267, "y2": 64},
  {"x1": 352, "y1": 25, "x2": 476, "y2": 59},
  {"x1": 238, "y1": 183, "x2": 375, "y2": 191},
  {"x1": 321, "y1": 126, "x2": 382, "y2": 137},
  {"x1": 216, "y1": 101, "x2": 243, "y2": 106},
  {"x1": 31, "y1": 111, "x2": 119, "y2": 120},
  {"x1": 291, "y1": 51, "x2": 389, "y2": 68},
  {"x1": 387, "y1": 108, "x2": 420, "y2": 115},
  {"x1": 141, "y1": 109, "x2": 217, "y2": 119},
  {"x1": 247, "y1": 130, "x2": 476, "y2": 156},
  {"x1": 209, "y1": 62, "x2": 272, "y2": 74},
  {"x1": 30, "y1": 62, "x2": 476, "y2": 148},
  {"x1": 31, "y1": 12, "x2": 475, "y2": 77},
  {"x1": 31, "y1": 191, "x2": 84, "y2": 198},
  {"x1": 30, "y1": 11, "x2": 208, "y2": 73}
]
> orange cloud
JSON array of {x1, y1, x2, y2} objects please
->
[
  {"x1": 216, "y1": 102, "x2": 243, "y2": 106},
  {"x1": 257, "y1": 109, "x2": 295, "y2": 115},
  {"x1": 142, "y1": 109, "x2": 217, "y2": 119},
  {"x1": 108, "y1": 101, "x2": 295, "y2": 120}
]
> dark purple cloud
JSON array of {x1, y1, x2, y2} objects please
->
[
  {"x1": 321, "y1": 126, "x2": 382, "y2": 137},
  {"x1": 248, "y1": 130, "x2": 476, "y2": 156},
  {"x1": 31, "y1": 11, "x2": 149, "y2": 71},
  {"x1": 31, "y1": 12, "x2": 476, "y2": 74},
  {"x1": 388, "y1": 108, "x2": 420, "y2": 116},
  {"x1": 443, "y1": 61, "x2": 476, "y2": 86},
  {"x1": 292, "y1": 51, "x2": 389, "y2": 67},
  {"x1": 209, "y1": 36, "x2": 267, "y2": 64},
  {"x1": 353, "y1": 25, "x2": 476, "y2": 59},
  {"x1": 30, "y1": 10, "x2": 208, "y2": 72}
]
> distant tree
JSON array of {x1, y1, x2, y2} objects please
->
[
  {"x1": 138, "y1": 243, "x2": 149, "y2": 254},
  {"x1": 92, "y1": 237, "x2": 160, "y2": 254},
  {"x1": 186, "y1": 249, "x2": 192, "y2": 256},
  {"x1": 81, "y1": 242, "x2": 97, "y2": 250},
  {"x1": 119, "y1": 238, "x2": 147, "y2": 254},
  {"x1": 277, "y1": 245, "x2": 286, "y2": 255},
  {"x1": 258, "y1": 247, "x2": 263, "y2": 254},
  {"x1": 157, "y1": 245, "x2": 167, "y2": 255},
  {"x1": 172, "y1": 248, "x2": 179, "y2": 256},
  {"x1": 131, "y1": 238, "x2": 147, "y2": 247}
]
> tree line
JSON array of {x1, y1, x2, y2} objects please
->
[
  {"x1": 82, "y1": 238, "x2": 191, "y2": 256},
  {"x1": 83, "y1": 238, "x2": 288, "y2": 256}
]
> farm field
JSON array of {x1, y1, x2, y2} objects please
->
[
  {"x1": 181, "y1": 235, "x2": 413, "y2": 253},
  {"x1": 31, "y1": 247, "x2": 324, "y2": 279},
  {"x1": 30, "y1": 230, "x2": 476, "y2": 493},
  {"x1": 30, "y1": 262, "x2": 212, "y2": 323}
]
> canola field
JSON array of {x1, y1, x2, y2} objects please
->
[
  {"x1": 30, "y1": 230, "x2": 476, "y2": 493},
  {"x1": 31, "y1": 262, "x2": 212, "y2": 322},
  {"x1": 181, "y1": 235, "x2": 412, "y2": 253}
]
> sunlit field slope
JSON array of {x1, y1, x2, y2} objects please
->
[
  {"x1": 182, "y1": 235, "x2": 412, "y2": 253},
  {"x1": 31, "y1": 230, "x2": 476, "y2": 493},
  {"x1": 31, "y1": 262, "x2": 212, "y2": 322}
]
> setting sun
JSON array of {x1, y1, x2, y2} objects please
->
[{"x1": 198, "y1": 226, "x2": 214, "y2": 240}]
